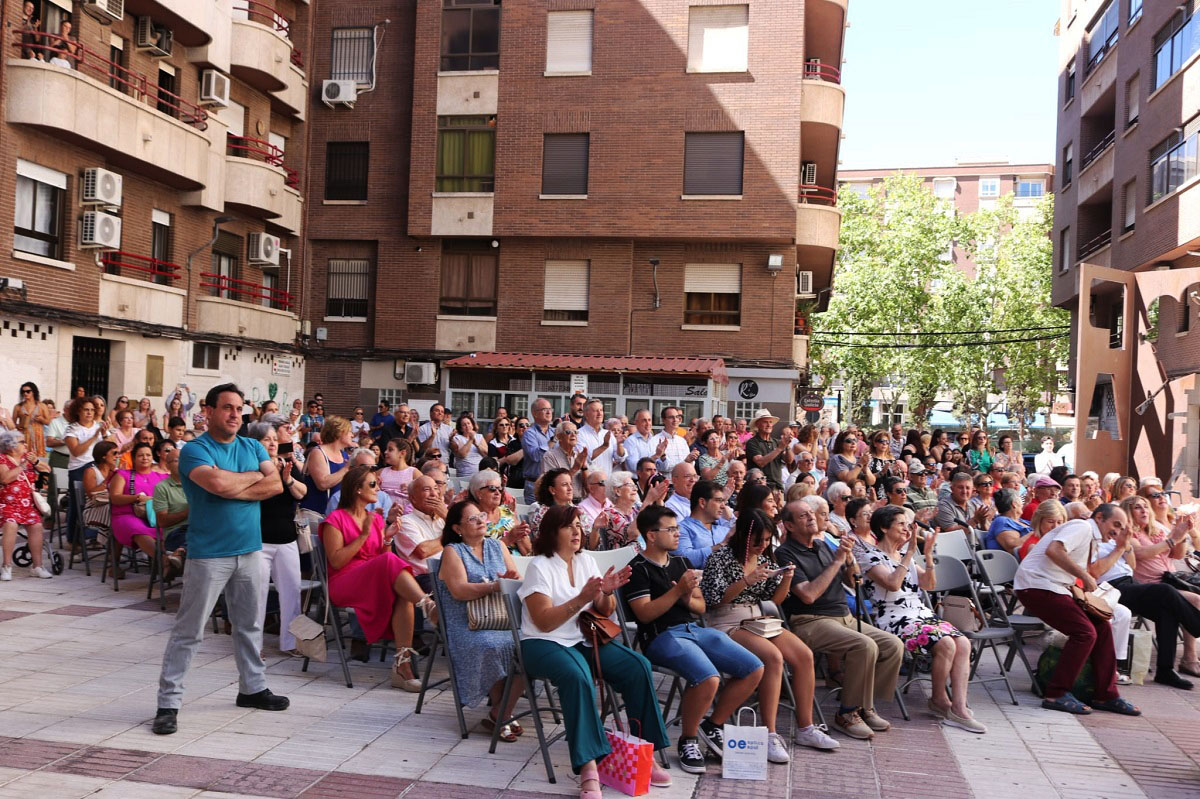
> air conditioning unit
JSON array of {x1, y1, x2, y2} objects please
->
[
  {"x1": 322, "y1": 80, "x2": 358, "y2": 108},
  {"x1": 247, "y1": 232, "x2": 280, "y2": 265},
  {"x1": 199, "y1": 70, "x2": 230, "y2": 108},
  {"x1": 804, "y1": 57, "x2": 822, "y2": 77},
  {"x1": 797, "y1": 271, "x2": 814, "y2": 295},
  {"x1": 405, "y1": 362, "x2": 437, "y2": 385},
  {"x1": 801, "y1": 161, "x2": 818, "y2": 186},
  {"x1": 135, "y1": 16, "x2": 172, "y2": 57},
  {"x1": 79, "y1": 210, "x2": 122, "y2": 249},
  {"x1": 81, "y1": 168, "x2": 123, "y2": 207},
  {"x1": 84, "y1": 0, "x2": 123, "y2": 22}
]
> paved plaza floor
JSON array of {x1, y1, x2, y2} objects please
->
[{"x1": 1, "y1": 562, "x2": 1199, "y2": 798}]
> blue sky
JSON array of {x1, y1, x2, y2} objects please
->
[{"x1": 839, "y1": 0, "x2": 1061, "y2": 170}]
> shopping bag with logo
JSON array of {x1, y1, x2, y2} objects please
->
[
  {"x1": 722, "y1": 707, "x2": 768, "y2": 781},
  {"x1": 598, "y1": 719, "x2": 653, "y2": 796}
]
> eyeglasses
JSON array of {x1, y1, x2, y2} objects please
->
[
  {"x1": 1149, "y1": 492, "x2": 1165, "y2": 500},
  {"x1": 977, "y1": 481, "x2": 994, "y2": 487},
  {"x1": 891, "y1": 486, "x2": 908, "y2": 494},
  {"x1": 480, "y1": 485, "x2": 503, "y2": 494},
  {"x1": 517, "y1": 423, "x2": 530, "y2": 428},
  {"x1": 651, "y1": 526, "x2": 680, "y2": 534},
  {"x1": 589, "y1": 480, "x2": 606, "y2": 487},
  {"x1": 466, "y1": 513, "x2": 488, "y2": 524},
  {"x1": 365, "y1": 481, "x2": 378, "y2": 488}
]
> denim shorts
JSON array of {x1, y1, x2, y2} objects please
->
[{"x1": 644, "y1": 623, "x2": 763, "y2": 686}]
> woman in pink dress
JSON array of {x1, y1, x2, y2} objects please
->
[
  {"x1": 321, "y1": 464, "x2": 438, "y2": 691},
  {"x1": 110, "y1": 441, "x2": 169, "y2": 572}
]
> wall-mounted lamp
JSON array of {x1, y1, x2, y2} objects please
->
[{"x1": 766, "y1": 254, "x2": 784, "y2": 274}]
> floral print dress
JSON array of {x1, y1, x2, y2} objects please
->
[{"x1": 855, "y1": 540, "x2": 961, "y2": 658}]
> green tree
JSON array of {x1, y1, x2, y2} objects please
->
[{"x1": 810, "y1": 176, "x2": 1067, "y2": 437}]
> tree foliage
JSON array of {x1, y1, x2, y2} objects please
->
[{"x1": 810, "y1": 174, "x2": 1068, "y2": 434}]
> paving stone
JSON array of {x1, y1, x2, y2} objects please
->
[
  {"x1": 126, "y1": 753, "x2": 243, "y2": 789},
  {"x1": 403, "y1": 782, "x2": 502, "y2": 799},
  {"x1": 0, "y1": 611, "x2": 33, "y2": 623},
  {"x1": 43, "y1": 604, "x2": 113, "y2": 616},
  {"x1": 208, "y1": 760, "x2": 326, "y2": 798},
  {"x1": 0, "y1": 736, "x2": 81, "y2": 769},
  {"x1": 46, "y1": 744, "x2": 160, "y2": 779},
  {"x1": 298, "y1": 773, "x2": 410, "y2": 798}
]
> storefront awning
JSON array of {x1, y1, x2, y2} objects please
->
[{"x1": 443, "y1": 352, "x2": 729, "y2": 384}]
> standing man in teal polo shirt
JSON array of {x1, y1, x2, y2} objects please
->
[{"x1": 153, "y1": 383, "x2": 287, "y2": 735}]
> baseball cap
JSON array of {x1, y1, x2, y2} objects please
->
[
  {"x1": 908, "y1": 462, "x2": 926, "y2": 475},
  {"x1": 1034, "y1": 475, "x2": 1061, "y2": 488}
]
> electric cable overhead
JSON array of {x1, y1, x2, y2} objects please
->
[
  {"x1": 809, "y1": 324, "x2": 1070, "y2": 336},
  {"x1": 809, "y1": 332, "x2": 1070, "y2": 349}
]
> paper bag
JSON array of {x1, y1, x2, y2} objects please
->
[
  {"x1": 598, "y1": 724, "x2": 653, "y2": 796},
  {"x1": 722, "y1": 708, "x2": 768, "y2": 781},
  {"x1": 1127, "y1": 628, "x2": 1152, "y2": 685}
]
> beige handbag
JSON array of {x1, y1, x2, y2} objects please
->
[
  {"x1": 937, "y1": 595, "x2": 983, "y2": 633},
  {"x1": 289, "y1": 613, "x2": 327, "y2": 662},
  {"x1": 467, "y1": 587, "x2": 510, "y2": 630}
]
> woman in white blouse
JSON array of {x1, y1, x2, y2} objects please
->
[{"x1": 518, "y1": 504, "x2": 672, "y2": 799}]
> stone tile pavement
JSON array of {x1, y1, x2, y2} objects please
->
[{"x1": 1, "y1": 562, "x2": 1200, "y2": 797}]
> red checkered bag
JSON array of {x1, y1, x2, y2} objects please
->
[{"x1": 598, "y1": 720, "x2": 653, "y2": 796}]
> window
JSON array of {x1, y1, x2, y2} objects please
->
[
  {"x1": 1130, "y1": 0, "x2": 1142, "y2": 24},
  {"x1": 687, "y1": 5, "x2": 749, "y2": 73},
  {"x1": 541, "y1": 134, "x2": 589, "y2": 195},
  {"x1": 1086, "y1": 0, "x2": 1119, "y2": 71},
  {"x1": 543, "y1": 259, "x2": 589, "y2": 322},
  {"x1": 13, "y1": 160, "x2": 65, "y2": 259},
  {"x1": 978, "y1": 177, "x2": 999, "y2": 198},
  {"x1": 1182, "y1": 298, "x2": 1192, "y2": 334},
  {"x1": 845, "y1": 182, "x2": 871, "y2": 199},
  {"x1": 1064, "y1": 61, "x2": 1075, "y2": 103},
  {"x1": 1062, "y1": 143, "x2": 1073, "y2": 187},
  {"x1": 683, "y1": 132, "x2": 744, "y2": 195},
  {"x1": 263, "y1": 271, "x2": 281, "y2": 310},
  {"x1": 211, "y1": 231, "x2": 242, "y2": 300},
  {"x1": 331, "y1": 27, "x2": 375, "y2": 84},
  {"x1": 1153, "y1": 4, "x2": 1199, "y2": 90},
  {"x1": 880, "y1": 403, "x2": 904, "y2": 428},
  {"x1": 1150, "y1": 124, "x2": 1199, "y2": 203},
  {"x1": 684, "y1": 263, "x2": 741, "y2": 327},
  {"x1": 1059, "y1": 227, "x2": 1072, "y2": 273},
  {"x1": 1016, "y1": 178, "x2": 1045, "y2": 198},
  {"x1": 932, "y1": 177, "x2": 956, "y2": 199},
  {"x1": 545, "y1": 10, "x2": 592, "y2": 74},
  {"x1": 437, "y1": 116, "x2": 496, "y2": 192},
  {"x1": 378, "y1": 388, "x2": 405, "y2": 408},
  {"x1": 1122, "y1": 179, "x2": 1136, "y2": 232},
  {"x1": 109, "y1": 37, "x2": 126, "y2": 94},
  {"x1": 42, "y1": 2, "x2": 68, "y2": 44},
  {"x1": 192, "y1": 342, "x2": 220, "y2": 371},
  {"x1": 1125, "y1": 74, "x2": 1139, "y2": 128},
  {"x1": 441, "y1": 0, "x2": 500, "y2": 71},
  {"x1": 325, "y1": 141, "x2": 369, "y2": 201},
  {"x1": 326, "y1": 258, "x2": 371, "y2": 318},
  {"x1": 151, "y1": 209, "x2": 171, "y2": 285},
  {"x1": 440, "y1": 240, "x2": 497, "y2": 316},
  {"x1": 731, "y1": 401, "x2": 761, "y2": 420},
  {"x1": 156, "y1": 67, "x2": 177, "y2": 119}
]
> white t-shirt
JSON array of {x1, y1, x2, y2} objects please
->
[
  {"x1": 419, "y1": 421, "x2": 454, "y2": 461},
  {"x1": 518, "y1": 550, "x2": 601, "y2": 647},
  {"x1": 1015, "y1": 518, "x2": 1097, "y2": 595},
  {"x1": 350, "y1": 420, "x2": 371, "y2": 439},
  {"x1": 65, "y1": 422, "x2": 102, "y2": 470},
  {"x1": 395, "y1": 509, "x2": 444, "y2": 575},
  {"x1": 450, "y1": 433, "x2": 486, "y2": 476}
]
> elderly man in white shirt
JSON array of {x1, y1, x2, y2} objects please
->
[
  {"x1": 577, "y1": 399, "x2": 623, "y2": 477},
  {"x1": 664, "y1": 462, "x2": 698, "y2": 521},
  {"x1": 394, "y1": 475, "x2": 447, "y2": 578},
  {"x1": 649, "y1": 405, "x2": 693, "y2": 472}
]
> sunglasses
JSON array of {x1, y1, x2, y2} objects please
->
[
  {"x1": 1148, "y1": 492, "x2": 1165, "y2": 500},
  {"x1": 977, "y1": 481, "x2": 994, "y2": 487},
  {"x1": 21, "y1": 388, "x2": 32, "y2": 394},
  {"x1": 480, "y1": 485, "x2": 503, "y2": 493},
  {"x1": 429, "y1": 452, "x2": 442, "y2": 458},
  {"x1": 365, "y1": 480, "x2": 378, "y2": 488}
]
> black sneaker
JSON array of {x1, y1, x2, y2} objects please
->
[
  {"x1": 697, "y1": 718, "x2": 724, "y2": 759},
  {"x1": 677, "y1": 737, "x2": 706, "y2": 774},
  {"x1": 236, "y1": 689, "x2": 290, "y2": 711},
  {"x1": 151, "y1": 708, "x2": 177, "y2": 735}
]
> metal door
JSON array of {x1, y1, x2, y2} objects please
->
[{"x1": 71, "y1": 337, "x2": 110, "y2": 399}]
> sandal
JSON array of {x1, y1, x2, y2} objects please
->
[
  {"x1": 579, "y1": 764, "x2": 602, "y2": 799},
  {"x1": 1041, "y1": 692, "x2": 1091, "y2": 715},
  {"x1": 391, "y1": 647, "x2": 421, "y2": 693},
  {"x1": 1091, "y1": 697, "x2": 1141, "y2": 716},
  {"x1": 417, "y1": 594, "x2": 439, "y2": 627},
  {"x1": 509, "y1": 720, "x2": 524, "y2": 737},
  {"x1": 481, "y1": 715, "x2": 518, "y2": 743},
  {"x1": 1179, "y1": 660, "x2": 1200, "y2": 678}
]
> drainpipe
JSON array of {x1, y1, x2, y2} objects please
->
[{"x1": 184, "y1": 215, "x2": 236, "y2": 331}]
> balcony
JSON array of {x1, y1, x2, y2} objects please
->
[
  {"x1": 7, "y1": 36, "x2": 209, "y2": 190},
  {"x1": 1079, "y1": 40, "x2": 1116, "y2": 116},
  {"x1": 431, "y1": 195, "x2": 495, "y2": 236},
  {"x1": 795, "y1": 186, "x2": 841, "y2": 250},
  {"x1": 230, "y1": 0, "x2": 304, "y2": 104},
  {"x1": 792, "y1": 334, "x2": 810, "y2": 369},
  {"x1": 196, "y1": 274, "x2": 296, "y2": 342},
  {"x1": 1077, "y1": 130, "x2": 1115, "y2": 204},
  {"x1": 98, "y1": 252, "x2": 186, "y2": 328},
  {"x1": 799, "y1": 71, "x2": 844, "y2": 129},
  {"x1": 1078, "y1": 229, "x2": 1113, "y2": 262},
  {"x1": 225, "y1": 137, "x2": 302, "y2": 234},
  {"x1": 124, "y1": 0, "x2": 223, "y2": 47}
]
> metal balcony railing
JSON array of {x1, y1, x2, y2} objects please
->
[
  {"x1": 200, "y1": 272, "x2": 292, "y2": 310},
  {"x1": 798, "y1": 184, "x2": 838, "y2": 206},
  {"x1": 802, "y1": 61, "x2": 841, "y2": 84},
  {"x1": 100, "y1": 251, "x2": 180, "y2": 282},
  {"x1": 227, "y1": 136, "x2": 300, "y2": 189},
  {"x1": 1081, "y1": 129, "x2": 1116, "y2": 171},
  {"x1": 233, "y1": 0, "x2": 303, "y2": 68},
  {"x1": 1079, "y1": 228, "x2": 1113, "y2": 259}
]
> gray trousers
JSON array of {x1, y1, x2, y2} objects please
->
[{"x1": 157, "y1": 551, "x2": 266, "y2": 710}]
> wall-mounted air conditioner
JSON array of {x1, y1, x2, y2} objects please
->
[
  {"x1": 797, "y1": 271, "x2": 814, "y2": 295},
  {"x1": 82, "y1": 168, "x2": 123, "y2": 207},
  {"x1": 248, "y1": 232, "x2": 280, "y2": 265},
  {"x1": 84, "y1": 0, "x2": 123, "y2": 22},
  {"x1": 322, "y1": 80, "x2": 358, "y2": 108},
  {"x1": 405, "y1": 362, "x2": 437, "y2": 385},
  {"x1": 199, "y1": 70, "x2": 230, "y2": 107},
  {"x1": 135, "y1": 16, "x2": 172, "y2": 57},
  {"x1": 80, "y1": 211, "x2": 122, "y2": 249}
]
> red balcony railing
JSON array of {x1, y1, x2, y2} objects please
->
[
  {"x1": 101, "y1": 251, "x2": 180, "y2": 282},
  {"x1": 200, "y1": 272, "x2": 293, "y2": 311},
  {"x1": 11, "y1": 32, "x2": 208, "y2": 130},
  {"x1": 798, "y1": 185, "x2": 838, "y2": 206},
  {"x1": 227, "y1": 135, "x2": 300, "y2": 189},
  {"x1": 233, "y1": 0, "x2": 302, "y2": 68},
  {"x1": 802, "y1": 62, "x2": 841, "y2": 84}
]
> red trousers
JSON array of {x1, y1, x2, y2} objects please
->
[{"x1": 1017, "y1": 588, "x2": 1119, "y2": 702}]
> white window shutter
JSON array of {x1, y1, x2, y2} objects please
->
[
  {"x1": 684, "y1": 263, "x2": 741, "y2": 294},
  {"x1": 544, "y1": 260, "x2": 590, "y2": 310},
  {"x1": 546, "y1": 10, "x2": 593, "y2": 73},
  {"x1": 688, "y1": 5, "x2": 749, "y2": 73}
]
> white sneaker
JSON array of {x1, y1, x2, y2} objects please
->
[
  {"x1": 794, "y1": 724, "x2": 840, "y2": 750},
  {"x1": 29, "y1": 566, "x2": 53, "y2": 579},
  {"x1": 766, "y1": 732, "x2": 791, "y2": 764},
  {"x1": 0, "y1": 564, "x2": 11, "y2": 581}
]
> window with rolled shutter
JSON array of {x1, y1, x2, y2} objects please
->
[
  {"x1": 684, "y1": 263, "x2": 741, "y2": 326},
  {"x1": 687, "y1": 5, "x2": 749, "y2": 73},
  {"x1": 683, "y1": 132, "x2": 744, "y2": 195},
  {"x1": 546, "y1": 10, "x2": 593, "y2": 73},
  {"x1": 542, "y1": 134, "x2": 589, "y2": 195},
  {"x1": 543, "y1": 260, "x2": 589, "y2": 322}
]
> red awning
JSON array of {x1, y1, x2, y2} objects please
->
[{"x1": 443, "y1": 352, "x2": 728, "y2": 384}]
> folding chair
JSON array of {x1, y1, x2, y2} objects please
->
[
  {"x1": 144, "y1": 524, "x2": 167, "y2": 610},
  {"x1": 510, "y1": 554, "x2": 533, "y2": 578},
  {"x1": 590, "y1": 545, "x2": 638, "y2": 575},
  {"x1": 67, "y1": 484, "x2": 103, "y2": 577},
  {"x1": 972, "y1": 549, "x2": 1044, "y2": 695},
  {"x1": 50, "y1": 467, "x2": 69, "y2": 547},
  {"x1": 934, "y1": 529, "x2": 974, "y2": 564},
  {"x1": 415, "y1": 558, "x2": 469, "y2": 738},
  {"x1": 300, "y1": 534, "x2": 355, "y2": 688},
  {"x1": 613, "y1": 585, "x2": 683, "y2": 768}
]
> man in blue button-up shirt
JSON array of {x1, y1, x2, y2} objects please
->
[
  {"x1": 520, "y1": 398, "x2": 555, "y2": 504},
  {"x1": 673, "y1": 480, "x2": 732, "y2": 568}
]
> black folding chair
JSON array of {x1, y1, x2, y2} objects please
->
[
  {"x1": 300, "y1": 533, "x2": 354, "y2": 688},
  {"x1": 415, "y1": 557, "x2": 469, "y2": 739}
]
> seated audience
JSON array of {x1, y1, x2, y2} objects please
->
[
  {"x1": 665, "y1": 462, "x2": 699, "y2": 521},
  {"x1": 325, "y1": 448, "x2": 393, "y2": 515},
  {"x1": 590, "y1": 470, "x2": 643, "y2": 551},
  {"x1": 379, "y1": 437, "x2": 418, "y2": 513},
  {"x1": 577, "y1": 470, "x2": 612, "y2": 532},
  {"x1": 152, "y1": 442, "x2": 190, "y2": 581},
  {"x1": 469, "y1": 469, "x2": 530, "y2": 554},
  {"x1": 529, "y1": 468, "x2": 574, "y2": 534},
  {"x1": 110, "y1": 441, "x2": 170, "y2": 578},
  {"x1": 984, "y1": 488, "x2": 1031, "y2": 553},
  {"x1": 518, "y1": 504, "x2": 672, "y2": 796},
  {"x1": 675, "y1": 480, "x2": 732, "y2": 568}
]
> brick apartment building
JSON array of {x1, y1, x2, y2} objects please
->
[
  {"x1": 302, "y1": 0, "x2": 849, "y2": 425},
  {"x1": 0, "y1": 0, "x2": 310, "y2": 411},
  {"x1": 1054, "y1": 0, "x2": 1200, "y2": 492}
]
